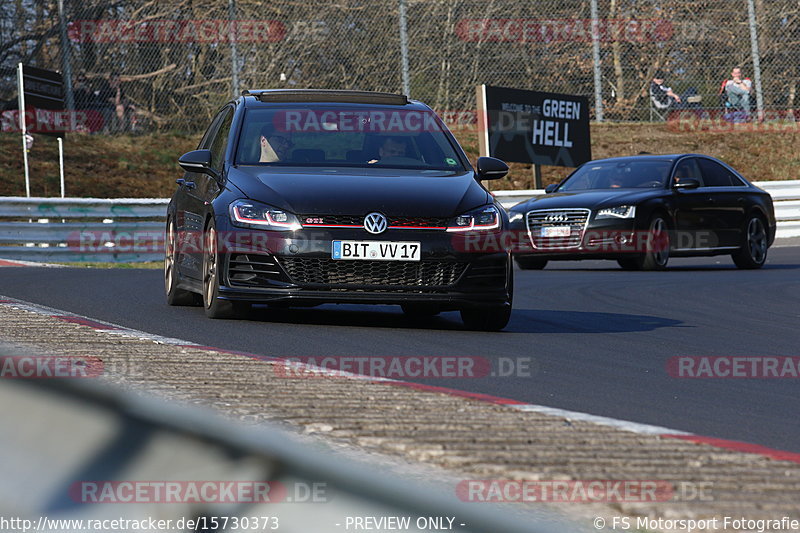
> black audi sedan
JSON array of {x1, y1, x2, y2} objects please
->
[
  {"x1": 165, "y1": 89, "x2": 513, "y2": 330},
  {"x1": 508, "y1": 154, "x2": 776, "y2": 270}
]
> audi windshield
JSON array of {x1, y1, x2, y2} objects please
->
[{"x1": 557, "y1": 159, "x2": 673, "y2": 191}]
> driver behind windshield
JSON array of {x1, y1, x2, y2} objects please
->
[
  {"x1": 368, "y1": 137, "x2": 407, "y2": 164},
  {"x1": 259, "y1": 125, "x2": 293, "y2": 162}
]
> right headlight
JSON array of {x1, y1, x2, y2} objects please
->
[{"x1": 596, "y1": 205, "x2": 636, "y2": 219}]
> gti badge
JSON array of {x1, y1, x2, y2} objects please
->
[{"x1": 364, "y1": 212, "x2": 388, "y2": 234}]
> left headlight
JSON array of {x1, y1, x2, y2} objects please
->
[
  {"x1": 596, "y1": 205, "x2": 636, "y2": 219},
  {"x1": 508, "y1": 211, "x2": 524, "y2": 224},
  {"x1": 446, "y1": 205, "x2": 501, "y2": 232},
  {"x1": 229, "y1": 199, "x2": 302, "y2": 231}
]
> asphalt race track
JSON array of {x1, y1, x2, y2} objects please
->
[{"x1": 1, "y1": 246, "x2": 798, "y2": 452}]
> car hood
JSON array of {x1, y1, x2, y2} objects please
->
[
  {"x1": 230, "y1": 166, "x2": 490, "y2": 217},
  {"x1": 512, "y1": 188, "x2": 665, "y2": 211}
]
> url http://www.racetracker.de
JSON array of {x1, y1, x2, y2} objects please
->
[{"x1": 0, "y1": 516, "x2": 280, "y2": 532}]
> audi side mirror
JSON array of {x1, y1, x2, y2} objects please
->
[
  {"x1": 476, "y1": 157, "x2": 509, "y2": 180},
  {"x1": 545, "y1": 184, "x2": 559, "y2": 194}
]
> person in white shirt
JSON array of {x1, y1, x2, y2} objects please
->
[{"x1": 722, "y1": 67, "x2": 752, "y2": 113}]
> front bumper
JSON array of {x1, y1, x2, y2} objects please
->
[
  {"x1": 213, "y1": 225, "x2": 512, "y2": 308},
  {"x1": 512, "y1": 215, "x2": 640, "y2": 260}
]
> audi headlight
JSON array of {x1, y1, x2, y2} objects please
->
[
  {"x1": 229, "y1": 199, "x2": 301, "y2": 230},
  {"x1": 596, "y1": 205, "x2": 636, "y2": 219},
  {"x1": 446, "y1": 205, "x2": 501, "y2": 232}
]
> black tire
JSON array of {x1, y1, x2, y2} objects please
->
[
  {"x1": 617, "y1": 258, "x2": 640, "y2": 270},
  {"x1": 401, "y1": 303, "x2": 441, "y2": 317},
  {"x1": 732, "y1": 215, "x2": 768, "y2": 269},
  {"x1": 515, "y1": 256, "x2": 548, "y2": 270},
  {"x1": 461, "y1": 264, "x2": 513, "y2": 332},
  {"x1": 460, "y1": 304, "x2": 512, "y2": 332},
  {"x1": 638, "y1": 214, "x2": 670, "y2": 271},
  {"x1": 165, "y1": 216, "x2": 198, "y2": 306},
  {"x1": 202, "y1": 219, "x2": 249, "y2": 319}
]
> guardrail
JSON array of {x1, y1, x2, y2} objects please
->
[
  {"x1": 0, "y1": 181, "x2": 798, "y2": 263},
  {"x1": 0, "y1": 197, "x2": 168, "y2": 262},
  {"x1": 1, "y1": 373, "x2": 562, "y2": 532},
  {"x1": 494, "y1": 180, "x2": 800, "y2": 239}
]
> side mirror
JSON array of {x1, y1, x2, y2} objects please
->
[
  {"x1": 476, "y1": 156, "x2": 509, "y2": 180},
  {"x1": 673, "y1": 178, "x2": 700, "y2": 190},
  {"x1": 178, "y1": 150, "x2": 217, "y2": 178},
  {"x1": 545, "y1": 184, "x2": 559, "y2": 194}
]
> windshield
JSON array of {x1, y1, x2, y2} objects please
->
[
  {"x1": 557, "y1": 160, "x2": 673, "y2": 191},
  {"x1": 236, "y1": 106, "x2": 467, "y2": 171}
]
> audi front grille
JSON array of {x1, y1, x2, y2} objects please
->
[{"x1": 526, "y1": 209, "x2": 591, "y2": 249}]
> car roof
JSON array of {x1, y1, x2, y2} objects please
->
[
  {"x1": 585, "y1": 154, "x2": 718, "y2": 165},
  {"x1": 237, "y1": 89, "x2": 430, "y2": 111}
]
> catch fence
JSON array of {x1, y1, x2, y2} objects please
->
[{"x1": 1, "y1": 0, "x2": 798, "y2": 133}]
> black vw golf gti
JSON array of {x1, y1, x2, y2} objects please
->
[
  {"x1": 508, "y1": 154, "x2": 776, "y2": 270},
  {"x1": 165, "y1": 89, "x2": 513, "y2": 330}
]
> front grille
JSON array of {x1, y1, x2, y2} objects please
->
[
  {"x1": 389, "y1": 216, "x2": 448, "y2": 228},
  {"x1": 227, "y1": 253, "x2": 284, "y2": 286},
  {"x1": 526, "y1": 209, "x2": 590, "y2": 249},
  {"x1": 278, "y1": 257, "x2": 467, "y2": 287},
  {"x1": 299, "y1": 214, "x2": 447, "y2": 229},
  {"x1": 300, "y1": 214, "x2": 362, "y2": 226}
]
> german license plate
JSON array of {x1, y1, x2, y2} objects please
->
[
  {"x1": 332, "y1": 241, "x2": 421, "y2": 261},
  {"x1": 541, "y1": 226, "x2": 571, "y2": 237}
]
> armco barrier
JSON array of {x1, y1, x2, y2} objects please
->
[
  {"x1": 0, "y1": 374, "x2": 561, "y2": 532},
  {"x1": 0, "y1": 182, "x2": 797, "y2": 263},
  {"x1": 0, "y1": 197, "x2": 168, "y2": 262}
]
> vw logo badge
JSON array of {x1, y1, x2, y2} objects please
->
[{"x1": 364, "y1": 212, "x2": 388, "y2": 234}]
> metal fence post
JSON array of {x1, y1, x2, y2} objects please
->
[
  {"x1": 590, "y1": 0, "x2": 603, "y2": 122},
  {"x1": 229, "y1": 0, "x2": 240, "y2": 96},
  {"x1": 58, "y1": 0, "x2": 74, "y2": 114},
  {"x1": 17, "y1": 63, "x2": 31, "y2": 198},
  {"x1": 399, "y1": 0, "x2": 410, "y2": 97},
  {"x1": 746, "y1": 0, "x2": 765, "y2": 119}
]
